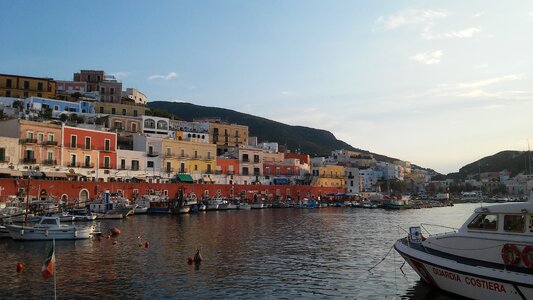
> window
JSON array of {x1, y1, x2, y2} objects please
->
[
  {"x1": 131, "y1": 160, "x2": 139, "y2": 170},
  {"x1": 99, "y1": 107, "x2": 104, "y2": 113},
  {"x1": 85, "y1": 137, "x2": 91, "y2": 150},
  {"x1": 194, "y1": 165, "x2": 198, "y2": 171},
  {"x1": 110, "y1": 88, "x2": 115, "y2": 94},
  {"x1": 207, "y1": 152, "x2": 211, "y2": 159},
  {"x1": 207, "y1": 164, "x2": 212, "y2": 173},
  {"x1": 276, "y1": 167, "x2": 280, "y2": 176},
  {"x1": 38, "y1": 133, "x2": 44, "y2": 142},
  {"x1": 504, "y1": 215, "x2": 525, "y2": 233},
  {"x1": 147, "y1": 161, "x2": 154, "y2": 168},
  {"x1": 71, "y1": 135, "x2": 77, "y2": 148},
  {"x1": 120, "y1": 159, "x2": 126, "y2": 170},
  {"x1": 84, "y1": 155, "x2": 91, "y2": 167},
  {"x1": 0, "y1": 148, "x2": 5, "y2": 161},
  {"x1": 23, "y1": 81, "x2": 29, "y2": 90},
  {"x1": 101, "y1": 87, "x2": 105, "y2": 93},
  {"x1": 104, "y1": 139, "x2": 110, "y2": 151},
  {"x1": 6, "y1": 79, "x2": 12, "y2": 88},
  {"x1": 180, "y1": 163, "x2": 185, "y2": 173},
  {"x1": 111, "y1": 108, "x2": 116, "y2": 115},
  {"x1": 37, "y1": 82, "x2": 43, "y2": 91},
  {"x1": 148, "y1": 146, "x2": 153, "y2": 155},
  {"x1": 166, "y1": 162, "x2": 172, "y2": 173},
  {"x1": 104, "y1": 156, "x2": 110, "y2": 169},
  {"x1": 70, "y1": 154, "x2": 77, "y2": 167},
  {"x1": 242, "y1": 167, "x2": 249, "y2": 175},
  {"x1": 122, "y1": 109, "x2": 126, "y2": 116},
  {"x1": 287, "y1": 168, "x2": 293, "y2": 176},
  {"x1": 467, "y1": 214, "x2": 498, "y2": 231},
  {"x1": 180, "y1": 149, "x2": 185, "y2": 157},
  {"x1": 47, "y1": 134, "x2": 54, "y2": 142},
  {"x1": 47, "y1": 151, "x2": 53, "y2": 161},
  {"x1": 254, "y1": 155, "x2": 260, "y2": 163},
  {"x1": 54, "y1": 105, "x2": 59, "y2": 111},
  {"x1": 133, "y1": 110, "x2": 138, "y2": 117},
  {"x1": 27, "y1": 131, "x2": 34, "y2": 140},
  {"x1": 254, "y1": 168, "x2": 260, "y2": 176},
  {"x1": 242, "y1": 154, "x2": 249, "y2": 162},
  {"x1": 265, "y1": 167, "x2": 270, "y2": 176},
  {"x1": 166, "y1": 148, "x2": 171, "y2": 156},
  {"x1": 194, "y1": 150, "x2": 198, "y2": 159},
  {"x1": 131, "y1": 123, "x2": 137, "y2": 132}
]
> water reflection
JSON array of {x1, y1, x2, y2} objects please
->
[{"x1": 0, "y1": 205, "x2": 480, "y2": 299}]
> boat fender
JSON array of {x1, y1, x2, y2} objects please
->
[
  {"x1": 16, "y1": 262, "x2": 23, "y2": 273},
  {"x1": 110, "y1": 227, "x2": 121, "y2": 235},
  {"x1": 20, "y1": 229, "x2": 24, "y2": 236},
  {"x1": 501, "y1": 243, "x2": 521, "y2": 265},
  {"x1": 522, "y1": 245, "x2": 533, "y2": 268},
  {"x1": 74, "y1": 230, "x2": 77, "y2": 238}
]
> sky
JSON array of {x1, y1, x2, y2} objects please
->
[{"x1": 1, "y1": 1, "x2": 533, "y2": 174}]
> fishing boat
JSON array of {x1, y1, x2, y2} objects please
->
[
  {"x1": 88, "y1": 190, "x2": 136, "y2": 218},
  {"x1": 69, "y1": 208, "x2": 97, "y2": 221},
  {"x1": 394, "y1": 190, "x2": 533, "y2": 299},
  {"x1": 238, "y1": 202, "x2": 251, "y2": 210},
  {"x1": 5, "y1": 216, "x2": 96, "y2": 240}
]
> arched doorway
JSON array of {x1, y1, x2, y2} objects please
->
[{"x1": 79, "y1": 189, "x2": 89, "y2": 205}]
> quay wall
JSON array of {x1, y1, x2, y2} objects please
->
[{"x1": 0, "y1": 179, "x2": 341, "y2": 203}]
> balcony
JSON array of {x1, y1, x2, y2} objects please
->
[
  {"x1": 165, "y1": 168, "x2": 174, "y2": 173},
  {"x1": 0, "y1": 156, "x2": 10, "y2": 163},
  {"x1": 177, "y1": 154, "x2": 189, "y2": 158},
  {"x1": 131, "y1": 166, "x2": 139, "y2": 171},
  {"x1": 100, "y1": 165, "x2": 112, "y2": 170},
  {"x1": 101, "y1": 148, "x2": 112, "y2": 152},
  {"x1": 42, "y1": 141, "x2": 59, "y2": 146},
  {"x1": 147, "y1": 152, "x2": 159, "y2": 157},
  {"x1": 42, "y1": 159, "x2": 57, "y2": 166},
  {"x1": 21, "y1": 158, "x2": 36, "y2": 164},
  {"x1": 242, "y1": 158, "x2": 250, "y2": 162},
  {"x1": 68, "y1": 163, "x2": 81, "y2": 168},
  {"x1": 81, "y1": 163, "x2": 94, "y2": 168},
  {"x1": 164, "y1": 153, "x2": 174, "y2": 158},
  {"x1": 20, "y1": 138, "x2": 37, "y2": 144}
]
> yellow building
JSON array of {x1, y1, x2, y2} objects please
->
[
  {"x1": 95, "y1": 102, "x2": 148, "y2": 117},
  {"x1": 161, "y1": 138, "x2": 216, "y2": 175},
  {"x1": 199, "y1": 119, "x2": 248, "y2": 148},
  {"x1": 0, "y1": 73, "x2": 56, "y2": 98},
  {"x1": 312, "y1": 165, "x2": 345, "y2": 188}
]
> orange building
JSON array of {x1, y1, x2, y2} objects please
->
[
  {"x1": 215, "y1": 157, "x2": 239, "y2": 175},
  {"x1": 62, "y1": 126, "x2": 117, "y2": 170},
  {"x1": 0, "y1": 119, "x2": 62, "y2": 167}
]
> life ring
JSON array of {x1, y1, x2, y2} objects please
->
[
  {"x1": 501, "y1": 243, "x2": 521, "y2": 265},
  {"x1": 522, "y1": 245, "x2": 533, "y2": 268}
]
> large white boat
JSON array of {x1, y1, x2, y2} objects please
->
[
  {"x1": 395, "y1": 191, "x2": 533, "y2": 299},
  {"x1": 5, "y1": 216, "x2": 96, "y2": 240},
  {"x1": 89, "y1": 190, "x2": 136, "y2": 218}
]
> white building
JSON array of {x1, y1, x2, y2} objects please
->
[
  {"x1": 133, "y1": 134, "x2": 163, "y2": 178},
  {"x1": 115, "y1": 149, "x2": 147, "y2": 179},
  {"x1": 141, "y1": 116, "x2": 172, "y2": 137},
  {"x1": 258, "y1": 142, "x2": 278, "y2": 153},
  {"x1": 122, "y1": 88, "x2": 148, "y2": 105},
  {"x1": 345, "y1": 166, "x2": 361, "y2": 194}
]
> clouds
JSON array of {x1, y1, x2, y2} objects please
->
[
  {"x1": 376, "y1": 9, "x2": 447, "y2": 29},
  {"x1": 109, "y1": 71, "x2": 130, "y2": 79},
  {"x1": 410, "y1": 50, "x2": 443, "y2": 65},
  {"x1": 148, "y1": 72, "x2": 178, "y2": 80},
  {"x1": 422, "y1": 27, "x2": 481, "y2": 40}
]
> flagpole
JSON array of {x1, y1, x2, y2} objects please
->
[{"x1": 53, "y1": 238, "x2": 57, "y2": 300}]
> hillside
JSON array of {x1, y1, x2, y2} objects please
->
[
  {"x1": 147, "y1": 101, "x2": 399, "y2": 162},
  {"x1": 458, "y1": 150, "x2": 533, "y2": 177}
]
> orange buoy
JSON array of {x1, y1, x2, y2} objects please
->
[
  {"x1": 187, "y1": 257, "x2": 194, "y2": 265},
  {"x1": 16, "y1": 262, "x2": 23, "y2": 273},
  {"x1": 144, "y1": 241, "x2": 149, "y2": 248},
  {"x1": 110, "y1": 228, "x2": 121, "y2": 235}
]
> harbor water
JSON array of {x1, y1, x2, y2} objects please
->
[{"x1": 0, "y1": 204, "x2": 481, "y2": 299}]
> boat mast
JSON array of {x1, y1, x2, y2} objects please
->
[{"x1": 24, "y1": 172, "x2": 31, "y2": 224}]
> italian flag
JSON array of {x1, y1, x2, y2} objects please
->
[{"x1": 41, "y1": 244, "x2": 55, "y2": 279}]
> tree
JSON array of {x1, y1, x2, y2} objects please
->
[{"x1": 60, "y1": 114, "x2": 68, "y2": 123}]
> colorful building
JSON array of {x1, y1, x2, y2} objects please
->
[
  {"x1": 73, "y1": 70, "x2": 122, "y2": 103},
  {"x1": 0, "y1": 73, "x2": 57, "y2": 99},
  {"x1": 62, "y1": 126, "x2": 117, "y2": 170},
  {"x1": 161, "y1": 138, "x2": 216, "y2": 176},
  {"x1": 311, "y1": 164, "x2": 345, "y2": 188},
  {"x1": 197, "y1": 118, "x2": 248, "y2": 154},
  {"x1": 0, "y1": 136, "x2": 21, "y2": 167},
  {"x1": 95, "y1": 102, "x2": 148, "y2": 117},
  {"x1": 0, "y1": 119, "x2": 62, "y2": 167}
]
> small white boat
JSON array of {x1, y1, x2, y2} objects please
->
[
  {"x1": 96, "y1": 210, "x2": 124, "y2": 219},
  {"x1": 5, "y1": 216, "x2": 96, "y2": 240},
  {"x1": 395, "y1": 190, "x2": 533, "y2": 299},
  {"x1": 238, "y1": 202, "x2": 252, "y2": 210},
  {"x1": 198, "y1": 204, "x2": 207, "y2": 211},
  {"x1": 251, "y1": 202, "x2": 264, "y2": 209}
]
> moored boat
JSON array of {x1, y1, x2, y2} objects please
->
[
  {"x1": 5, "y1": 216, "x2": 96, "y2": 240},
  {"x1": 394, "y1": 190, "x2": 533, "y2": 299}
]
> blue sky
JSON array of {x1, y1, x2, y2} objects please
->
[{"x1": 2, "y1": 1, "x2": 533, "y2": 174}]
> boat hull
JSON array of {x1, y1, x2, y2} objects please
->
[
  {"x1": 394, "y1": 239, "x2": 533, "y2": 300},
  {"x1": 5, "y1": 225, "x2": 93, "y2": 240}
]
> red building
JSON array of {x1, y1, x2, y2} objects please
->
[
  {"x1": 62, "y1": 126, "x2": 117, "y2": 170},
  {"x1": 284, "y1": 153, "x2": 310, "y2": 165},
  {"x1": 215, "y1": 157, "x2": 239, "y2": 175}
]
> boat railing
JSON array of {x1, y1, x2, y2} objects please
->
[{"x1": 420, "y1": 223, "x2": 458, "y2": 237}]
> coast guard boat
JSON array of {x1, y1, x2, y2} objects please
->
[{"x1": 395, "y1": 190, "x2": 533, "y2": 299}]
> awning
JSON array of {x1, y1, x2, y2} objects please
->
[
  {"x1": 66, "y1": 172, "x2": 83, "y2": 177},
  {"x1": 176, "y1": 174, "x2": 194, "y2": 183},
  {"x1": 43, "y1": 172, "x2": 68, "y2": 178},
  {"x1": 22, "y1": 171, "x2": 44, "y2": 177},
  {"x1": 273, "y1": 178, "x2": 289, "y2": 185},
  {"x1": 0, "y1": 169, "x2": 22, "y2": 177}
]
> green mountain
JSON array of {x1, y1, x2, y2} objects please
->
[
  {"x1": 147, "y1": 101, "x2": 399, "y2": 162},
  {"x1": 458, "y1": 150, "x2": 533, "y2": 177}
]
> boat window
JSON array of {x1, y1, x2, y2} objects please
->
[
  {"x1": 503, "y1": 215, "x2": 525, "y2": 233},
  {"x1": 467, "y1": 214, "x2": 498, "y2": 230}
]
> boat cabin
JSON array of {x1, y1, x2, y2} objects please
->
[{"x1": 461, "y1": 204, "x2": 532, "y2": 235}]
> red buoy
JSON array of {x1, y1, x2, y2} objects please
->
[
  {"x1": 144, "y1": 241, "x2": 149, "y2": 248},
  {"x1": 110, "y1": 228, "x2": 121, "y2": 235},
  {"x1": 16, "y1": 262, "x2": 23, "y2": 273},
  {"x1": 187, "y1": 257, "x2": 194, "y2": 265}
]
